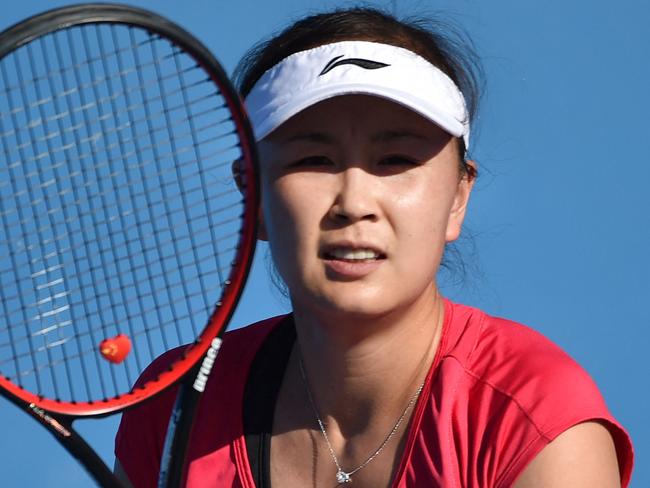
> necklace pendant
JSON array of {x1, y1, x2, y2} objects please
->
[{"x1": 336, "y1": 470, "x2": 352, "y2": 484}]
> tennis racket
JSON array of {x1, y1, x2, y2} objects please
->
[{"x1": 0, "y1": 3, "x2": 258, "y2": 487}]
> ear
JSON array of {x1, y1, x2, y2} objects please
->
[
  {"x1": 445, "y1": 160, "x2": 476, "y2": 242},
  {"x1": 231, "y1": 159, "x2": 245, "y2": 193},
  {"x1": 233, "y1": 159, "x2": 269, "y2": 241},
  {"x1": 257, "y1": 205, "x2": 268, "y2": 241}
]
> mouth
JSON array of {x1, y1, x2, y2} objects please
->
[{"x1": 321, "y1": 247, "x2": 386, "y2": 262}]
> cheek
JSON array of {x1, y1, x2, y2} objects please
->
[
  {"x1": 260, "y1": 177, "x2": 295, "y2": 248},
  {"x1": 260, "y1": 174, "x2": 326, "y2": 275},
  {"x1": 388, "y1": 175, "x2": 458, "y2": 272},
  {"x1": 263, "y1": 176, "x2": 314, "y2": 234},
  {"x1": 259, "y1": 186, "x2": 297, "y2": 285},
  {"x1": 391, "y1": 175, "x2": 457, "y2": 236}
]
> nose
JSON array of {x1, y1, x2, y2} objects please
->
[{"x1": 328, "y1": 167, "x2": 378, "y2": 223}]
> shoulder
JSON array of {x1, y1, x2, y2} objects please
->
[
  {"x1": 437, "y1": 300, "x2": 633, "y2": 486},
  {"x1": 444, "y1": 301, "x2": 608, "y2": 430},
  {"x1": 114, "y1": 315, "x2": 289, "y2": 487},
  {"x1": 513, "y1": 421, "x2": 624, "y2": 488}
]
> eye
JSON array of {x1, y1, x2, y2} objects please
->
[
  {"x1": 379, "y1": 155, "x2": 419, "y2": 167},
  {"x1": 289, "y1": 155, "x2": 333, "y2": 168}
]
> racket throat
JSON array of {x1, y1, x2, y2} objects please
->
[{"x1": 28, "y1": 403, "x2": 72, "y2": 437}]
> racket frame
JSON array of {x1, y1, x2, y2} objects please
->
[{"x1": 0, "y1": 3, "x2": 259, "y2": 486}]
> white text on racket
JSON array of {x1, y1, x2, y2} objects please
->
[
  {"x1": 193, "y1": 338, "x2": 223, "y2": 392},
  {"x1": 28, "y1": 403, "x2": 71, "y2": 437}
]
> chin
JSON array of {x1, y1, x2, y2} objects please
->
[
  {"x1": 310, "y1": 287, "x2": 403, "y2": 320},
  {"x1": 289, "y1": 273, "x2": 437, "y2": 321}
]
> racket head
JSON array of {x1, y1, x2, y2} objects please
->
[{"x1": 0, "y1": 3, "x2": 258, "y2": 416}]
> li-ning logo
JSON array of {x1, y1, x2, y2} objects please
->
[
  {"x1": 319, "y1": 55, "x2": 390, "y2": 76},
  {"x1": 192, "y1": 337, "x2": 223, "y2": 392}
]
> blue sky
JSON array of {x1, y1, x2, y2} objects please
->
[{"x1": 1, "y1": 0, "x2": 648, "y2": 486}]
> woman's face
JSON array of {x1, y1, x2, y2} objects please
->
[{"x1": 257, "y1": 95, "x2": 473, "y2": 318}]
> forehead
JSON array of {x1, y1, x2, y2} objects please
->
[{"x1": 264, "y1": 94, "x2": 449, "y2": 142}]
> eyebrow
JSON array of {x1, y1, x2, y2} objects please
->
[
  {"x1": 280, "y1": 129, "x2": 430, "y2": 145},
  {"x1": 370, "y1": 130, "x2": 430, "y2": 143},
  {"x1": 280, "y1": 132, "x2": 336, "y2": 145}
]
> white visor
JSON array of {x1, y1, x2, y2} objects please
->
[{"x1": 245, "y1": 40, "x2": 470, "y2": 147}]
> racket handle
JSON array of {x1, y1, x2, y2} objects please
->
[
  {"x1": 157, "y1": 381, "x2": 201, "y2": 488},
  {"x1": 64, "y1": 434, "x2": 124, "y2": 488}
]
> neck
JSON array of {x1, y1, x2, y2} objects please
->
[{"x1": 291, "y1": 288, "x2": 446, "y2": 436}]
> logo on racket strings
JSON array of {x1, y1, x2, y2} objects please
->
[{"x1": 193, "y1": 337, "x2": 223, "y2": 392}]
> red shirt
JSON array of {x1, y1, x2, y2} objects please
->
[{"x1": 115, "y1": 300, "x2": 633, "y2": 487}]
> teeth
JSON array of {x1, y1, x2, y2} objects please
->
[{"x1": 329, "y1": 248, "x2": 379, "y2": 260}]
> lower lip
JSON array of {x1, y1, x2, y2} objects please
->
[{"x1": 323, "y1": 258, "x2": 383, "y2": 280}]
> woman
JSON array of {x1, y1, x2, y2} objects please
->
[{"x1": 115, "y1": 8, "x2": 633, "y2": 487}]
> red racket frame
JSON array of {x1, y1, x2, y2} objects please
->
[{"x1": 0, "y1": 3, "x2": 259, "y2": 487}]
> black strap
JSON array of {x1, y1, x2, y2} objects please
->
[{"x1": 243, "y1": 316, "x2": 296, "y2": 488}]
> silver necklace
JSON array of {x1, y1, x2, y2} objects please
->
[{"x1": 297, "y1": 356, "x2": 425, "y2": 485}]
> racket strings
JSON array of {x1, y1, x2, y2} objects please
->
[
  {"x1": 0, "y1": 139, "x2": 239, "y2": 237},
  {"x1": 0, "y1": 37, "x2": 219, "y2": 172},
  {"x1": 135, "y1": 34, "x2": 214, "y2": 346},
  {"x1": 1, "y1": 224, "x2": 242, "y2": 328},
  {"x1": 75, "y1": 27, "x2": 156, "y2": 393},
  {"x1": 1, "y1": 94, "x2": 230, "y2": 173},
  {"x1": 0, "y1": 272, "x2": 234, "y2": 384},
  {"x1": 169, "y1": 44, "x2": 226, "y2": 293},
  {"x1": 0, "y1": 33, "x2": 172, "y2": 117},
  {"x1": 26, "y1": 39, "x2": 102, "y2": 399},
  {"x1": 0, "y1": 211, "x2": 242, "y2": 323},
  {"x1": 81, "y1": 25, "x2": 214, "y2": 350},
  {"x1": 1, "y1": 60, "x2": 55, "y2": 397},
  {"x1": 1, "y1": 209, "x2": 241, "y2": 319},
  {"x1": 0, "y1": 59, "x2": 205, "y2": 159},
  {"x1": 0, "y1": 223, "x2": 241, "y2": 367},
  {"x1": 0, "y1": 23, "x2": 248, "y2": 402},
  {"x1": 1, "y1": 273, "x2": 229, "y2": 383},
  {"x1": 0, "y1": 196, "x2": 242, "y2": 304}
]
